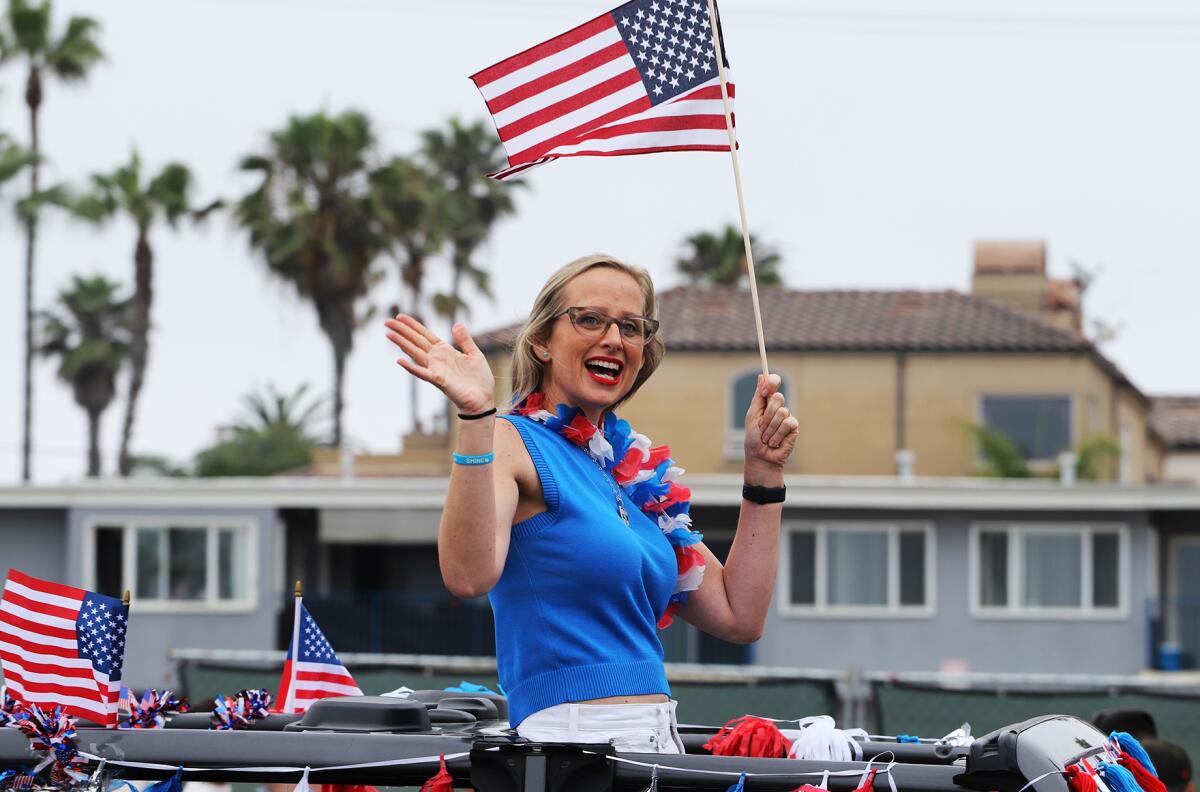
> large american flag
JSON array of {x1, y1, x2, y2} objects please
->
[
  {"x1": 277, "y1": 599, "x2": 361, "y2": 713},
  {"x1": 0, "y1": 569, "x2": 127, "y2": 727},
  {"x1": 471, "y1": 0, "x2": 734, "y2": 180}
]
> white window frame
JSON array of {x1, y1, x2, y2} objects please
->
[
  {"x1": 968, "y1": 522, "x2": 1129, "y2": 621},
  {"x1": 779, "y1": 521, "x2": 936, "y2": 618},
  {"x1": 975, "y1": 393, "x2": 1074, "y2": 467},
  {"x1": 726, "y1": 368, "x2": 791, "y2": 459},
  {"x1": 82, "y1": 515, "x2": 258, "y2": 613}
]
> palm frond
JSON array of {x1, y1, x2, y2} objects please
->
[{"x1": 45, "y1": 15, "x2": 102, "y2": 80}]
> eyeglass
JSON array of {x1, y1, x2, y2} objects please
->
[{"x1": 554, "y1": 307, "x2": 660, "y2": 344}]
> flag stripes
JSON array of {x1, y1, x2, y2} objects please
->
[
  {"x1": 0, "y1": 569, "x2": 127, "y2": 726},
  {"x1": 277, "y1": 598, "x2": 362, "y2": 713},
  {"x1": 471, "y1": 0, "x2": 735, "y2": 179}
]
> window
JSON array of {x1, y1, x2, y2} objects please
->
[
  {"x1": 980, "y1": 394, "x2": 1072, "y2": 461},
  {"x1": 727, "y1": 369, "x2": 790, "y2": 458},
  {"x1": 782, "y1": 522, "x2": 934, "y2": 616},
  {"x1": 87, "y1": 518, "x2": 256, "y2": 610},
  {"x1": 970, "y1": 523, "x2": 1126, "y2": 617}
]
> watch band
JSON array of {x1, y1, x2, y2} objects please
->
[{"x1": 742, "y1": 483, "x2": 786, "y2": 505}]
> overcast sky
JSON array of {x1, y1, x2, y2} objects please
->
[{"x1": 2, "y1": 0, "x2": 1199, "y2": 483}]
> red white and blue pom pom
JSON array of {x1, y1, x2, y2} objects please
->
[
  {"x1": 119, "y1": 688, "x2": 190, "y2": 730},
  {"x1": 515, "y1": 394, "x2": 707, "y2": 627},
  {"x1": 210, "y1": 689, "x2": 272, "y2": 730},
  {"x1": 9, "y1": 703, "x2": 88, "y2": 785},
  {"x1": 1, "y1": 691, "x2": 20, "y2": 728}
]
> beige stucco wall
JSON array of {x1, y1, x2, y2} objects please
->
[
  {"x1": 474, "y1": 348, "x2": 1154, "y2": 481},
  {"x1": 622, "y1": 352, "x2": 898, "y2": 475}
]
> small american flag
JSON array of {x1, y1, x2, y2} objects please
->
[
  {"x1": 0, "y1": 569, "x2": 127, "y2": 727},
  {"x1": 277, "y1": 599, "x2": 361, "y2": 713},
  {"x1": 471, "y1": 0, "x2": 734, "y2": 180}
]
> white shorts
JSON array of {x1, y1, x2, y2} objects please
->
[{"x1": 516, "y1": 700, "x2": 685, "y2": 754}]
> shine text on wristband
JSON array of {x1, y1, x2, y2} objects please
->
[{"x1": 453, "y1": 452, "x2": 495, "y2": 466}]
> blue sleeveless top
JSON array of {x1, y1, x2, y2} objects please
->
[{"x1": 491, "y1": 413, "x2": 677, "y2": 726}]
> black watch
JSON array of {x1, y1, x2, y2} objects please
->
[{"x1": 743, "y1": 483, "x2": 786, "y2": 504}]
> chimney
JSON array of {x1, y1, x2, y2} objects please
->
[{"x1": 971, "y1": 240, "x2": 1083, "y2": 331}]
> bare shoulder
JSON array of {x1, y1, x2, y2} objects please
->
[
  {"x1": 493, "y1": 415, "x2": 544, "y2": 512},
  {"x1": 493, "y1": 416, "x2": 536, "y2": 483}
]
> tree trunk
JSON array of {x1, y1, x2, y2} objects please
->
[
  {"x1": 21, "y1": 68, "x2": 43, "y2": 484},
  {"x1": 86, "y1": 407, "x2": 102, "y2": 478},
  {"x1": 444, "y1": 248, "x2": 467, "y2": 432},
  {"x1": 118, "y1": 227, "x2": 153, "y2": 476},
  {"x1": 409, "y1": 261, "x2": 423, "y2": 433},
  {"x1": 332, "y1": 341, "x2": 347, "y2": 449}
]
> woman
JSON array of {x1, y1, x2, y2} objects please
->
[{"x1": 384, "y1": 254, "x2": 798, "y2": 753}]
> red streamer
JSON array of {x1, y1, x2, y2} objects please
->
[
  {"x1": 419, "y1": 755, "x2": 455, "y2": 792},
  {"x1": 703, "y1": 715, "x2": 791, "y2": 758},
  {"x1": 853, "y1": 769, "x2": 879, "y2": 792},
  {"x1": 1119, "y1": 752, "x2": 1168, "y2": 792},
  {"x1": 1067, "y1": 764, "x2": 1099, "y2": 792}
]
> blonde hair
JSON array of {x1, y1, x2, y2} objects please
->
[{"x1": 509, "y1": 254, "x2": 664, "y2": 413}]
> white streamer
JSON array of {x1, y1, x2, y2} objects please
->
[
  {"x1": 74, "y1": 750, "x2": 469, "y2": 775},
  {"x1": 785, "y1": 716, "x2": 870, "y2": 762},
  {"x1": 593, "y1": 750, "x2": 899, "y2": 782},
  {"x1": 937, "y1": 723, "x2": 973, "y2": 748}
]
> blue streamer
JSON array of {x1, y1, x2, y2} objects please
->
[
  {"x1": 897, "y1": 734, "x2": 921, "y2": 743},
  {"x1": 143, "y1": 767, "x2": 184, "y2": 792},
  {"x1": 1112, "y1": 732, "x2": 1158, "y2": 777},
  {"x1": 1100, "y1": 761, "x2": 1142, "y2": 792},
  {"x1": 725, "y1": 772, "x2": 747, "y2": 792},
  {"x1": 443, "y1": 681, "x2": 499, "y2": 695}
]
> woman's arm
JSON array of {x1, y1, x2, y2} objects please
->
[
  {"x1": 437, "y1": 416, "x2": 525, "y2": 598},
  {"x1": 680, "y1": 374, "x2": 797, "y2": 643},
  {"x1": 384, "y1": 315, "x2": 522, "y2": 598}
]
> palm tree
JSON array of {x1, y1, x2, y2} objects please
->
[
  {"x1": 2, "y1": 0, "x2": 102, "y2": 482},
  {"x1": 77, "y1": 150, "x2": 213, "y2": 476},
  {"x1": 0, "y1": 133, "x2": 35, "y2": 190},
  {"x1": 418, "y1": 118, "x2": 522, "y2": 326},
  {"x1": 235, "y1": 110, "x2": 387, "y2": 448},
  {"x1": 676, "y1": 225, "x2": 784, "y2": 287},
  {"x1": 370, "y1": 156, "x2": 446, "y2": 430},
  {"x1": 38, "y1": 275, "x2": 130, "y2": 477},
  {"x1": 194, "y1": 384, "x2": 324, "y2": 477}
]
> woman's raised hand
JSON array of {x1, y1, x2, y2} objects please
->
[
  {"x1": 743, "y1": 373, "x2": 799, "y2": 470},
  {"x1": 384, "y1": 314, "x2": 495, "y2": 414}
]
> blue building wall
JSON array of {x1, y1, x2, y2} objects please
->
[
  {"x1": 755, "y1": 508, "x2": 1152, "y2": 675},
  {"x1": 64, "y1": 506, "x2": 281, "y2": 689},
  {"x1": 0, "y1": 509, "x2": 68, "y2": 583}
]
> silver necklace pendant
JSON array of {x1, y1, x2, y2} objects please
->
[{"x1": 591, "y1": 454, "x2": 630, "y2": 526}]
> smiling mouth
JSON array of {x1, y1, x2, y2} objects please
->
[{"x1": 585, "y1": 358, "x2": 623, "y2": 385}]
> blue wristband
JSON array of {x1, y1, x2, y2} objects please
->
[{"x1": 453, "y1": 452, "x2": 494, "y2": 466}]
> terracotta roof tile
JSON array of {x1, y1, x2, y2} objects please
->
[
  {"x1": 1150, "y1": 396, "x2": 1200, "y2": 449},
  {"x1": 477, "y1": 286, "x2": 1093, "y2": 354}
]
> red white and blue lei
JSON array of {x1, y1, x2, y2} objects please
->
[{"x1": 515, "y1": 392, "x2": 706, "y2": 628}]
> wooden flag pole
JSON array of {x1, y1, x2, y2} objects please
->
[
  {"x1": 122, "y1": 590, "x2": 130, "y2": 607},
  {"x1": 704, "y1": 0, "x2": 769, "y2": 378},
  {"x1": 294, "y1": 579, "x2": 302, "y2": 598}
]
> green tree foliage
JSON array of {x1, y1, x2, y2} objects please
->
[
  {"x1": 963, "y1": 423, "x2": 1033, "y2": 478},
  {"x1": 78, "y1": 150, "x2": 216, "y2": 477},
  {"x1": 676, "y1": 224, "x2": 784, "y2": 287},
  {"x1": 0, "y1": 132, "x2": 35, "y2": 188},
  {"x1": 38, "y1": 275, "x2": 130, "y2": 477},
  {"x1": 964, "y1": 422, "x2": 1123, "y2": 481},
  {"x1": 418, "y1": 117, "x2": 523, "y2": 325},
  {"x1": 1074, "y1": 435, "x2": 1122, "y2": 481},
  {"x1": 1, "y1": 0, "x2": 103, "y2": 482},
  {"x1": 235, "y1": 110, "x2": 388, "y2": 448},
  {"x1": 194, "y1": 385, "x2": 324, "y2": 477}
]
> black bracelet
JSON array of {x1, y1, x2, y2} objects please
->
[
  {"x1": 743, "y1": 483, "x2": 786, "y2": 504},
  {"x1": 458, "y1": 407, "x2": 497, "y2": 421}
]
